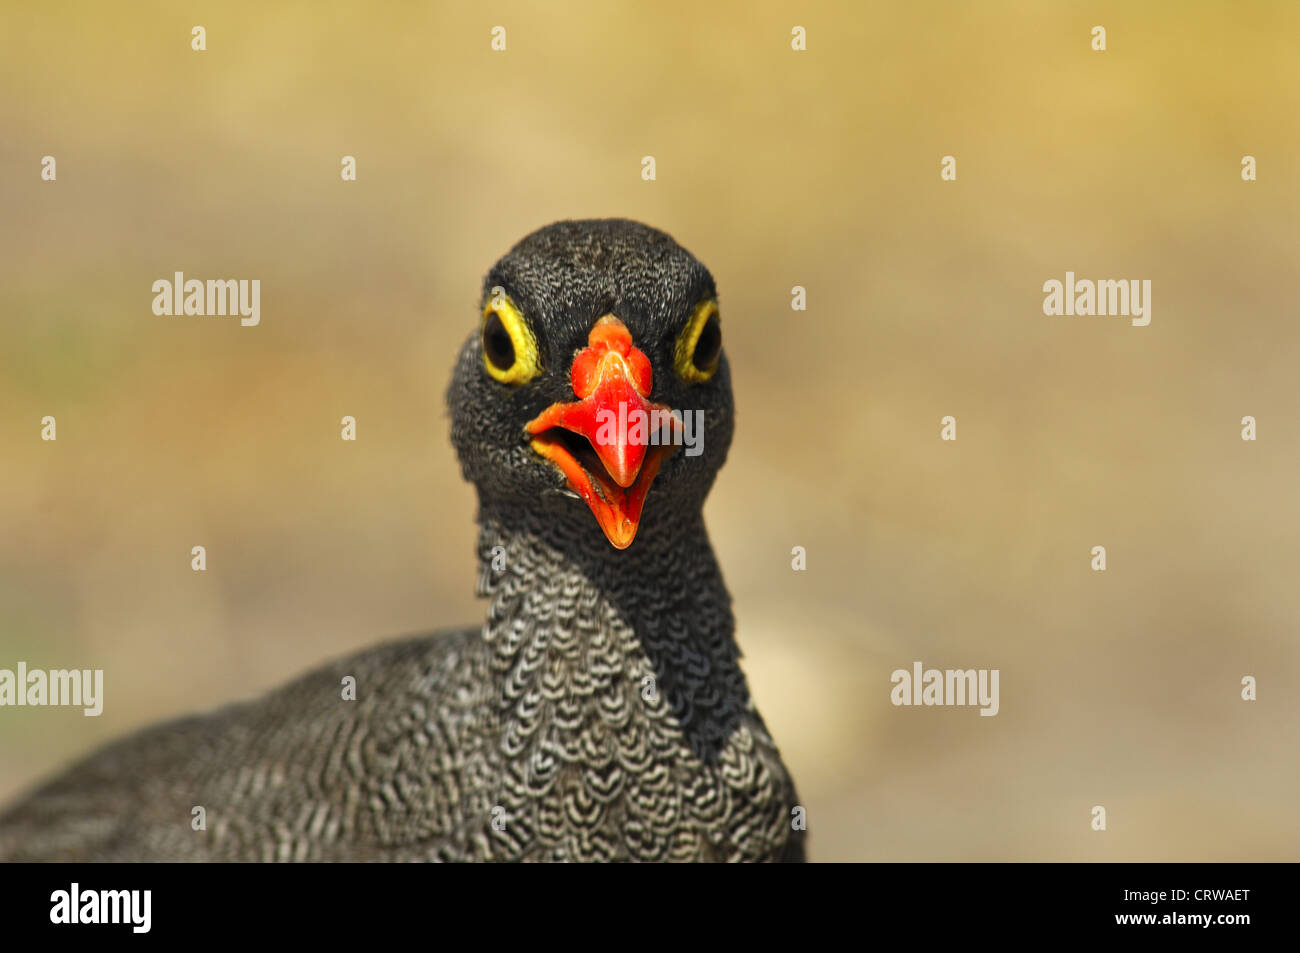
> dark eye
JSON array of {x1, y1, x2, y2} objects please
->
[
  {"x1": 691, "y1": 314, "x2": 721, "y2": 370},
  {"x1": 483, "y1": 311, "x2": 515, "y2": 370}
]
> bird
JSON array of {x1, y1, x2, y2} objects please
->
[{"x1": 0, "y1": 219, "x2": 806, "y2": 862}]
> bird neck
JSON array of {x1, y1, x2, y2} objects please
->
[{"x1": 472, "y1": 503, "x2": 748, "y2": 758}]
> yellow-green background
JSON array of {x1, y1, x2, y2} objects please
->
[{"x1": 2, "y1": 1, "x2": 1297, "y2": 860}]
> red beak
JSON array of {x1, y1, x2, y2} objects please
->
[{"x1": 526, "y1": 316, "x2": 680, "y2": 549}]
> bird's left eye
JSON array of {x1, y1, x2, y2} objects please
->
[
  {"x1": 481, "y1": 293, "x2": 541, "y2": 385},
  {"x1": 673, "y1": 299, "x2": 722, "y2": 383}
]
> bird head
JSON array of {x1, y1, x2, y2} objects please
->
[{"x1": 449, "y1": 219, "x2": 733, "y2": 550}]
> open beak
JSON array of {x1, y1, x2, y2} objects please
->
[{"x1": 526, "y1": 315, "x2": 680, "y2": 549}]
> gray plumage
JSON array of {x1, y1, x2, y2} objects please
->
[{"x1": 0, "y1": 219, "x2": 805, "y2": 862}]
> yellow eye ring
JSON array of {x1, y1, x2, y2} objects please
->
[
  {"x1": 481, "y1": 289, "x2": 541, "y2": 385},
  {"x1": 673, "y1": 299, "x2": 721, "y2": 383}
]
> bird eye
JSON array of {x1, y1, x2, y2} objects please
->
[
  {"x1": 673, "y1": 299, "x2": 722, "y2": 383},
  {"x1": 691, "y1": 313, "x2": 721, "y2": 369},
  {"x1": 481, "y1": 292, "x2": 541, "y2": 385},
  {"x1": 483, "y1": 312, "x2": 514, "y2": 369}
]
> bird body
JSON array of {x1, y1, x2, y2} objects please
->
[{"x1": 0, "y1": 220, "x2": 805, "y2": 862}]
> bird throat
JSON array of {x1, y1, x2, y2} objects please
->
[
  {"x1": 467, "y1": 507, "x2": 802, "y2": 861},
  {"x1": 473, "y1": 507, "x2": 739, "y2": 727}
]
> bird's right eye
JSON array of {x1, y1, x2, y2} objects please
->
[{"x1": 481, "y1": 292, "x2": 541, "y2": 385}]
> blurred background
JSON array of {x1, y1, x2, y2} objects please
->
[{"x1": 2, "y1": 1, "x2": 1298, "y2": 861}]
